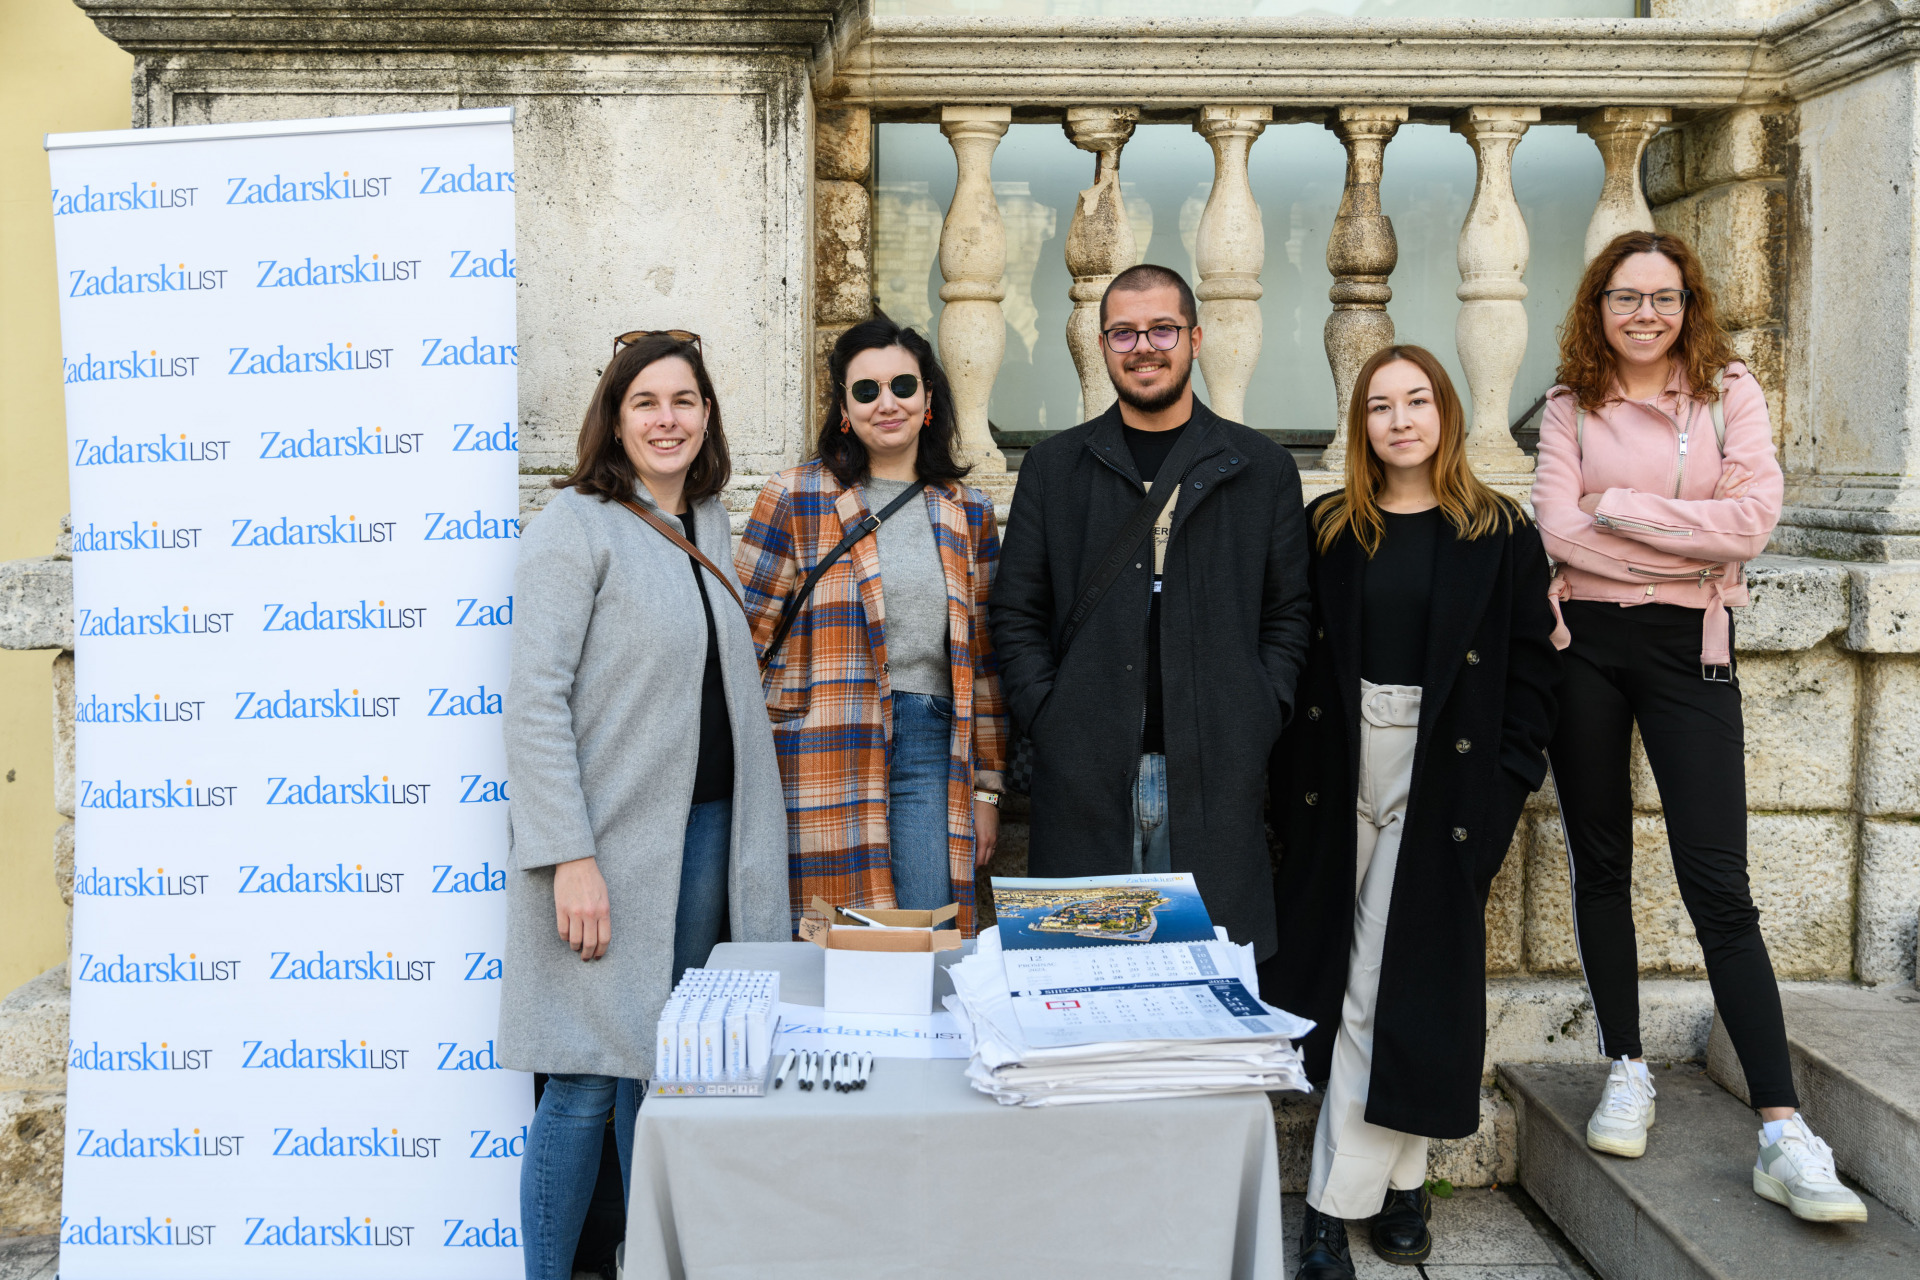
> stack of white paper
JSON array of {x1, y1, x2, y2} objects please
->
[{"x1": 943, "y1": 927, "x2": 1315, "y2": 1107}]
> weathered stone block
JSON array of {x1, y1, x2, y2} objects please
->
[
  {"x1": 1847, "y1": 562, "x2": 1920, "y2": 653},
  {"x1": 1859, "y1": 655, "x2": 1920, "y2": 815},
  {"x1": 1484, "y1": 976, "x2": 1717, "y2": 1078},
  {"x1": 1729, "y1": 326, "x2": 1786, "y2": 448},
  {"x1": 1429, "y1": 1088, "x2": 1518, "y2": 1188},
  {"x1": 1856, "y1": 819, "x2": 1920, "y2": 985},
  {"x1": 814, "y1": 179, "x2": 872, "y2": 326},
  {"x1": 1655, "y1": 180, "x2": 1787, "y2": 333},
  {"x1": 0, "y1": 966, "x2": 68, "y2": 1088},
  {"x1": 52, "y1": 652, "x2": 74, "y2": 821},
  {"x1": 1485, "y1": 823, "x2": 1527, "y2": 975},
  {"x1": 813, "y1": 322, "x2": 853, "y2": 434},
  {"x1": 0, "y1": 558, "x2": 72, "y2": 652},
  {"x1": 0, "y1": 1090, "x2": 62, "y2": 1235},
  {"x1": 518, "y1": 474, "x2": 560, "y2": 519},
  {"x1": 1736, "y1": 643, "x2": 1858, "y2": 811},
  {"x1": 1527, "y1": 812, "x2": 1853, "y2": 978},
  {"x1": 814, "y1": 106, "x2": 871, "y2": 182},
  {"x1": 1646, "y1": 104, "x2": 1793, "y2": 206},
  {"x1": 1739, "y1": 556, "x2": 1849, "y2": 651},
  {"x1": 54, "y1": 823, "x2": 73, "y2": 911}
]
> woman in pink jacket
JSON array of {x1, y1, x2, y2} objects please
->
[{"x1": 1533, "y1": 230, "x2": 1865, "y2": 1224}]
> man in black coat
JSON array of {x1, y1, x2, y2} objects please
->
[{"x1": 989, "y1": 263, "x2": 1312, "y2": 959}]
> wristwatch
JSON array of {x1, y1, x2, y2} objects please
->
[{"x1": 972, "y1": 789, "x2": 1002, "y2": 807}]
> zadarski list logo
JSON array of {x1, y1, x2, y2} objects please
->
[
  {"x1": 428, "y1": 684, "x2": 499, "y2": 717},
  {"x1": 262, "y1": 599, "x2": 425, "y2": 633},
  {"x1": 437, "y1": 1039, "x2": 500, "y2": 1071},
  {"x1": 264, "y1": 775, "x2": 429, "y2": 807},
  {"x1": 74, "y1": 432, "x2": 230, "y2": 467},
  {"x1": 234, "y1": 688, "x2": 400, "y2": 721},
  {"x1": 424, "y1": 510, "x2": 519, "y2": 541},
  {"x1": 448, "y1": 248, "x2": 514, "y2": 279},
  {"x1": 241, "y1": 1038, "x2": 408, "y2": 1071},
  {"x1": 71, "y1": 519, "x2": 202, "y2": 553},
  {"x1": 229, "y1": 342, "x2": 391, "y2": 375},
  {"x1": 257, "y1": 254, "x2": 419, "y2": 288},
  {"x1": 244, "y1": 1216, "x2": 412, "y2": 1248},
  {"x1": 78, "y1": 778, "x2": 236, "y2": 811},
  {"x1": 456, "y1": 595, "x2": 511, "y2": 627},
  {"x1": 260, "y1": 425, "x2": 421, "y2": 461},
  {"x1": 69, "y1": 263, "x2": 226, "y2": 298},
  {"x1": 62, "y1": 1215, "x2": 215, "y2": 1247},
  {"x1": 238, "y1": 862, "x2": 403, "y2": 895},
  {"x1": 73, "y1": 1127, "x2": 243, "y2": 1159},
  {"x1": 78, "y1": 693, "x2": 204, "y2": 726},
  {"x1": 268, "y1": 950, "x2": 435, "y2": 982},
  {"x1": 459, "y1": 774, "x2": 508, "y2": 804},
  {"x1": 231, "y1": 514, "x2": 396, "y2": 548},
  {"x1": 452, "y1": 421, "x2": 517, "y2": 453},
  {"x1": 420, "y1": 164, "x2": 512, "y2": 195},
  {"x1": 421, "y1": 336, "x2": 515, "y2": 367},
  {"x1": 78, "y1": 604, "x2": 232, "y2": 639},
  {"x1": 273, "y1": 1125, "x2": 438, "y2": 1158},
  {"x1": 445, "y1": 1219, "x2": 519, "y2": 1248},
  {"x1": 469, "y1": 1125, "x2": 525, "y2": 1158},
  {"x1": 64, "y1": 350, "x2": 197, "y2": 384},
  {"x1": 75, "y1": 952, "x2": 239, "y2": 984},
  {"x1": 74, "y1": 866, "x2": 207, "y2": 899},
  {"x1": 69, "y1": 1039, "x2": 212, "y2": 1072},
  {"x1": 432, "y1": 860, "x2": 504, "y2": 894},
  {"x1": 462, "y1": 951, "x2": 502, "y2": 981},
  {"x1": 53, "y1": 180, "x2": 196, "y2": 216},
  {"x1": 226, "y1": 171, "x2": 390, "y2": 205}
]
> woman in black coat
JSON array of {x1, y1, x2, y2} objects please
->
[{"x1": 1269, "y1": 346, "x2": 1558, "y2": 1280}]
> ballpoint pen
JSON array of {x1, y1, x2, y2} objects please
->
[{"x1": 775, "y1": 1049, "x2": 795, "y2": 1089}]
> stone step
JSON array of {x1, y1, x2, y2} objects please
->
[
  {"x1": 1500, "y1": 1062, "x2": 1920, "y2": 1280},
  {"x1": 1707, "y1": 981, "x2": 1920, "y2": 1225}
]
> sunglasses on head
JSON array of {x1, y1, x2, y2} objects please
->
[
  {"x1": 849, "y1": 374, "x2": 920, "y2": 404},
  {"x1": 613, "y1": 329, "x2": 703, "y2": 356}
]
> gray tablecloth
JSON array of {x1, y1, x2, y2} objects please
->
[{"x1": 624, "y1": 941, "x2": 1283, "y2": 1280}]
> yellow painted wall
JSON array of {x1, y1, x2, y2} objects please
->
[{"x1": 0, "y1": 2, "x2": 131, "y2": 995}]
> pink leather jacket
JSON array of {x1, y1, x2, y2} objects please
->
[{"x1": 1529, "y1": 360, "x2": 1782, "y2": 668}]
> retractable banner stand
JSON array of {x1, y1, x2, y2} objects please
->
[{"x1": 47, "y1": 108, "x2": 529, "y2": 1278}]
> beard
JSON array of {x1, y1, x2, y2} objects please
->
[{"x1": 1112, "y1": 357, "x2": 1193, "y2": 415}]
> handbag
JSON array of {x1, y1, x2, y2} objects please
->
[{"x1": 758, "y1": 480, "x2": 929, "y2": 670}]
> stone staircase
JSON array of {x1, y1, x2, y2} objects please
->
[{"x1": 1501, "y1": 982, "x2": 1920, "y2": 1280}]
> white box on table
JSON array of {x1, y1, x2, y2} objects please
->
[{"x1": 799, "y1": 897, "x2": 963, "y2": 1015}]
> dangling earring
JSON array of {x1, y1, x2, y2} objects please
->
[
  {"x1": 839, "y1": 414, "x2": 851, "y2": 434},
  {"x1": 923, "y1": 408, "x2": 934, "y2": 427}
]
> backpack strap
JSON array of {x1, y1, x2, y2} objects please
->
[{"x1": 1709, "y1": 367, "x2": 1726, "y2": 453}]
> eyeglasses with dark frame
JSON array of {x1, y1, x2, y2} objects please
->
[
  {"x1": 849, "y1": 374, "x2": 920, "y2": 404},
  {"x1": 1102, "y1": 324, "x2": 1191, "y2": 353},
  {"x1": 613, "y1": 329, "x2": 703, "y2": 355},
  {"x1": 1601, "y1": 289, "x2": 1689, "y2": 316}
]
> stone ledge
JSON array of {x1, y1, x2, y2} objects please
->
[
  {"x1": 0, "y1": 559, "x2": 71, "y2": 653},
  {"x1": 1849, "y1": 561, "x2": 1920, "y2": 653},
  {"x1": 1739, "y1": 554, "x2": 1849, "y2": 651}
]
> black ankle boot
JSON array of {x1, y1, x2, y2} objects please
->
[
  {"x1": 1369, "y1": 1184, "x2": 1432, "y2": 1265},
  {"x1": 1294, "y1": 1205, "x2": 1355, "y2": 1280}
]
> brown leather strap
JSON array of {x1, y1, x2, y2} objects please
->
[{"x1": 617, "y1": 499, "x2": 747, "y2": 615}]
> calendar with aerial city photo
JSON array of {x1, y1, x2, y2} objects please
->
[{"x1": 988, "y1": 872, "x2": 1216, "y2": 950}]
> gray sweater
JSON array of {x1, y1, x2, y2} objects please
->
[
  {"x1": 865, "y1": 477, "x2": 952, "y2": 698},
  {"x1": 498, "y1": 486, "x2": 789, "y2": 1078}
]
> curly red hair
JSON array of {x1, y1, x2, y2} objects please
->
[{"x1": 1556, "y1": 230, "x2": 1735, "y2": 412}]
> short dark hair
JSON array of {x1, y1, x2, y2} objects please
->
[
  {"x1": 1099, "y1": 263, "x2": 1198, "y2": 329},
  {"x1": 558, "y1": 335, "x2": 731, "y2": 503},
  {"x1": 815, "y1": 314, "x2": 970, "y2": 490}
]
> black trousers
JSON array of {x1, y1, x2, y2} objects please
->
[{"x1": 1547, "y1": 601, "x2": 1798, "y2": 1111}]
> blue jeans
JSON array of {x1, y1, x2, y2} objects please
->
[
  {"x1": 1132, "y1": 752, "x2": 1171, "y2": 874},
  {"x1": 519, "y1": 798, "x2": 732, "y2": 1280},
  {"x1": 890, "y1": 691, "x2": 955, "y2": 910}
]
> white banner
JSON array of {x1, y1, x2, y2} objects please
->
[{"x1": 49, "y1": 108, "x2": 529, "y2": 1278}]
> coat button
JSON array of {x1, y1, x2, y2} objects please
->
[
  {"x1": 1125, "y1": 664, "x2": 1133, "y2": 671},
  {"x1": 1317, "y1": 627, "x2": 1325, "y2": 639},
  {"x1": 1308, "y1": 706, "x2": 1321, "y2": 721},
  {"x1": 1218, "y1": 465, "x2": 1228, "y2": 473},
  {"x1": 1452, "y1": 827, "x2": 1468, "y2": 842},
  {"x1": 1304, "y1": 792, "x2": 1319, "y2": 805},
  {"x1": 1465, "y1": 649, "x2": 1480, "y2": 665},
  {"x1": 1455, "y1": 738, "x2": 1471, "y2": 753},
  {"x1": 1229, "y1": 457, "x2": 1240, "y2": 465}
]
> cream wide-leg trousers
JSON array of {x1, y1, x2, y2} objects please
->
[{"x1": 1306, "y1": 679, "x2": 1429, "y2": 1219}]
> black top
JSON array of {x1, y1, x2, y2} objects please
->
[
  {"x1": 1122, "y1": 421, "x2": 1189, "y2": 755},
  {"x1": 1360, "y1": 506, "x2": 1442, "y2": 687},
  {"x1": 681, "y1": 514, "x2": 736, "y2": 805}
]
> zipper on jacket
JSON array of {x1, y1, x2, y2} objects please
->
[{"x1": 1626, "y1": 564, "x2": 1723, "y2": 581}]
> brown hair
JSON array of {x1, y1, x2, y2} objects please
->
[
  {"x1": 557, "y1": 334, "x2": 731, "y2": 502},
  {"x1": 1314, "y1": 344, "x2": 1523, "y2": 556},
  {"x1": 1556, "y1": 229, "x2": 1736, "y2": 412}
]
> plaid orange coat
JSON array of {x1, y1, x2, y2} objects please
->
[{"x1": 735, "y1": 462, "x2": 1008, "y2": 936}]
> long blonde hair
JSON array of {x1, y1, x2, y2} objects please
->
[{"x1": 1314, "y1": 344, "x2": 1523, "y2": 556}]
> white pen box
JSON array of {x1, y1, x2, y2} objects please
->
[{"x1": 800, "y1": 901, "x2": 964, "y2": 1014}]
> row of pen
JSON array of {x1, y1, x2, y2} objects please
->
[{"x1": 775, "y1": 1049, "x2": 875, "y2": 1093}]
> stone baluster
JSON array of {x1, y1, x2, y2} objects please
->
[
  {"x1": 1192, "y1": 105, "x2": 1272, "y2": 423},
  {"x1": 1579, "y1": 107, "x2": 1671, "y2": 264},
  {"x1": 1453, "y1": 105, "x2": 1540, "y2": 475},
  {"x1": 1320, "y1": 105, "x2": 1408, "y2": 476},
  {"x1": 1063, "y1": 105, "x2": 1141, "y2": 421},
  {"x1": 938, "y1": 105, "x2": 1011, "y2": 472}
]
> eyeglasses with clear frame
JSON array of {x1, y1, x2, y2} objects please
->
[
  {"x1": 1102, "y1": 324, "x2": 1190, "y2": 353},
  {"x1": 1601, "y1": 289, "x2": 1689, "y2": 316}
]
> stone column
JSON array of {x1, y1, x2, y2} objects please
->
[
  {"x1": 1192, "y1": 105, "x2": 1272, "y2": 424},
  {"x1": 938, "y1": 105, "x2": 1011, "y2": 474},
  {"x1": 1321, "y1": 106, "x2": 1408, "y2": 476},
  {"x1": 1579, "y1": 107, "x2": 1670, "y2": 264},
  {"x1": 1063, "y1": 106, "x2": 1140, "y2": 422},
  {"x1": 1453, "y1": 106, "x2": 1540, "y2": 476}
]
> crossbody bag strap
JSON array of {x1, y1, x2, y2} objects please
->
[
  {"x1": 616, "y1": 498, "x2": 746, "y2": 615},
  {"x1": 758, "y1": 479, "x2": 929, "y2": 670}
]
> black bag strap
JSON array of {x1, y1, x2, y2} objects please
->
[
  {"x1": 759, "y1": 479, "x2": 929, "y2": 670},
  {"x1": 1057, "y1": 425, "x2": 1208, "y2": 657}
]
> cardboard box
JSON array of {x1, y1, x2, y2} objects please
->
[{"x1": 800, "y1": 898, "x2": 963, "y2": 1014}]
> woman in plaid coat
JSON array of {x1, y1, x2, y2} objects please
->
[{"x1": 736, "y1": 317, "x2": 1008, "y2": 935}]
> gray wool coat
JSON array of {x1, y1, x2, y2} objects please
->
[{"x1": 498, "y1": 484, "x2": 788, "y2": 1079}]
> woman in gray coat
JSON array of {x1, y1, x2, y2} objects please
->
[{"x1": 501, "y1": 331, "x2": 788, "y2": 1280}]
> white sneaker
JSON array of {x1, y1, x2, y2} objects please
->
[
  {"x1": 1586, "y1": 1056, "x2": 1657, "y2": 1157},
  {"x1": 1754, "y1": 1115, "x2": 1868, "y2": 1223}
]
